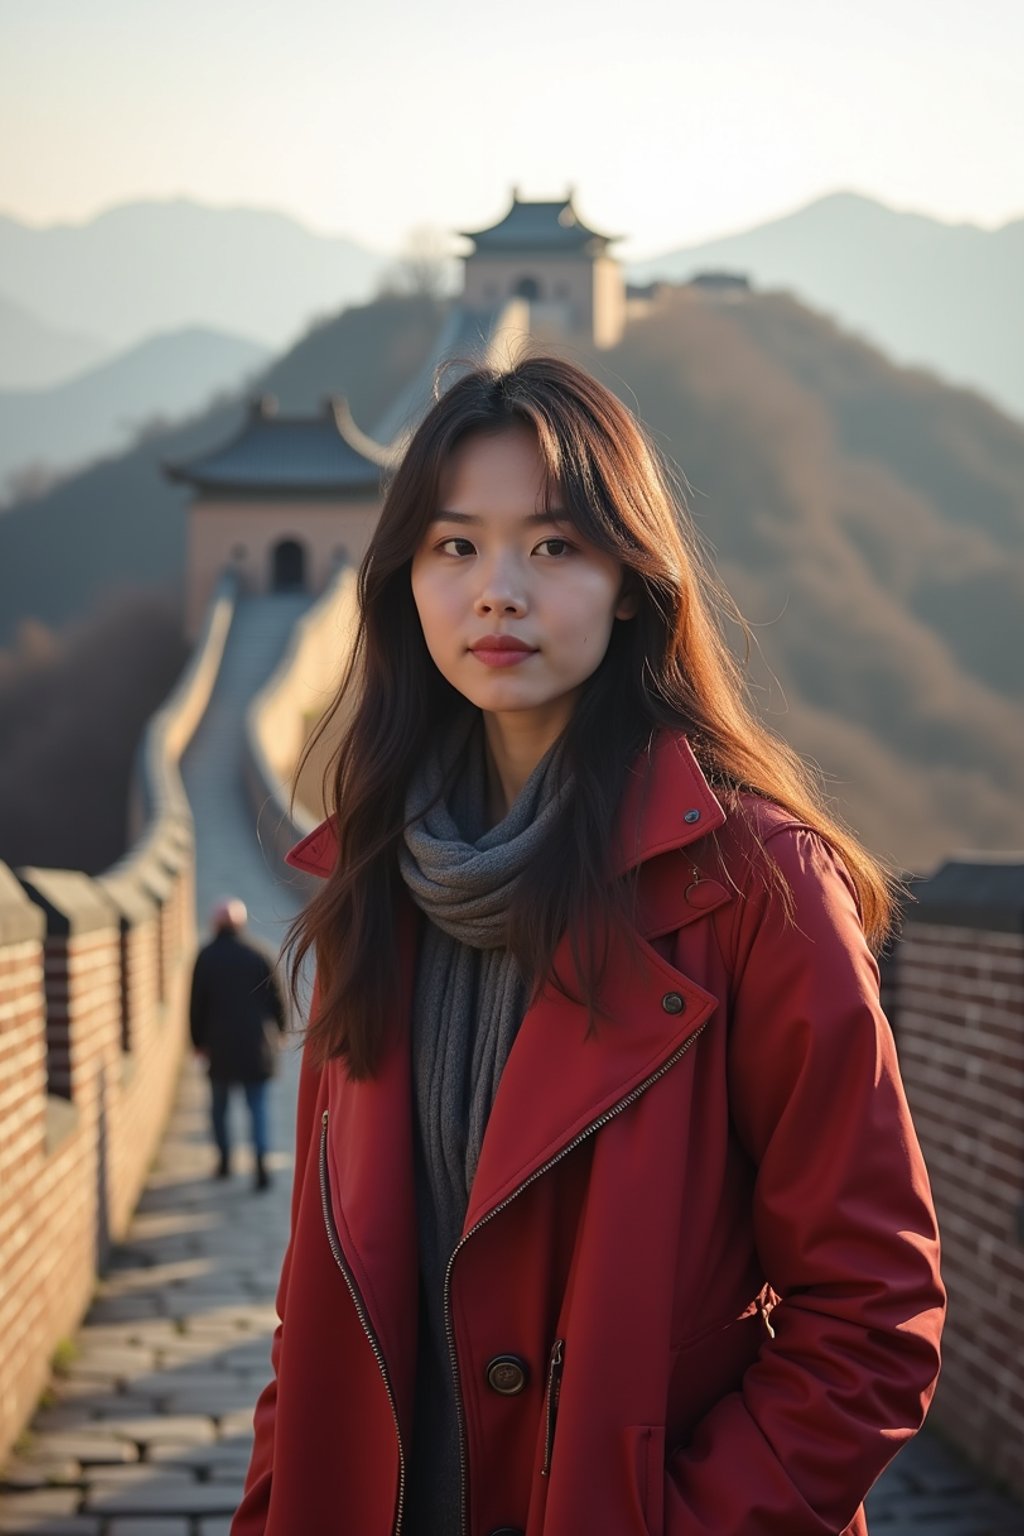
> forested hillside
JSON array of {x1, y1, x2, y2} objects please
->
[{"x1": 3, "y1": 282, "x2": 1022, "y2": 872}]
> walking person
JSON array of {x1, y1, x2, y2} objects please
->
[
  {"x1": 189, "y1": 896, "x2": 288, "y2": 1192},
  {"x1": 233, "y1": 353, "x2": 945, "y2": 1534}
]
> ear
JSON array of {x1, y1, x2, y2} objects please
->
[{"x1": 614, "y1": 583, "x2": 640, "y2": 622}]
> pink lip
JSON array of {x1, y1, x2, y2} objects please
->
[
  {"x1": 471, "y1": 635, "x2": 535, "y2": 651},
  {"x1": 470, "y1": 647, "x2": 537, "y2": 668}
]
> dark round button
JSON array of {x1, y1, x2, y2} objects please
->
[
  {"x1": 662, "y1": 991, "x2": 685, "y2": 1014},
  {"x1": 683, "y1": 808, "x2": 702, "y2": 823},
  {"x1": 485, "y1": 1354, "x2": 529, "y2": 1395}
]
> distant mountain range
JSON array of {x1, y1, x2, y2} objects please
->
[
  {"x1": 1, "y1": 190, "x2": 1021, "y2": 425},
  {"x1": 0, "y1": 289, "x2": 109, "y2": 390},
  {"x1": 0, "y1": 284, "x2": 1021, "y2": 872},
  {"x1": 630, "y1": 190, "x2": 1024, "y2": 421},
  {"x1": 0, "y1": 326, "x2": 271, "y2": 501},
  {"x1": 0, "y1": 198, "x2": 388, "y2": 363},
  {"x1": 0, "y1": 288, "x2": 447, "y2": 642}
]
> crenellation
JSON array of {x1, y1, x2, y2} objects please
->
[
  {"x1": 895, "y1": 854, "x2": 1024, "y2": 1498},
  {"x1": 0, "y1": 561, "x2": 215, "y2": 1461}
]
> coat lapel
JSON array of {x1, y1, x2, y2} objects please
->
[
  {"x1": 461, "y1": 901, "x2": 721, "y2": 1231},
  {"x1": 463, "y1": 731, "x2": 730, "y2": 1229}
]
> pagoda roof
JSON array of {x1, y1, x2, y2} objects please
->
[
  {"x1": 162, "y1": 395, "x2": 394, "y2": 495},
  {"x1": 458, "y1": 188, "x2": 623, "y2": 255}
]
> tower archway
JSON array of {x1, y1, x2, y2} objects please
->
[{"x1": 270, "y1": 538, "x2": 306, "y2": 591}]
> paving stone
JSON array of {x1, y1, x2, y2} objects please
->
[
  {"x1": 72, "y1": 1344, "x2": 156, "y2": 1370},
  {"x1": 146, "y1": 1442, "x2": 251, "y2": 1470},
  {"x1": 71, "y1": 1395, "x2": 163, "y2": 1419},
  {"x1": 106, "y1": 1522, "x2": 191, "y2": 1536},
  {"x1": 0, "y1": 1518, "x2": 99, "y2": 1536},
  {"x1": 83, "y1": 1480, "x2": 237, "y2": 1516},
  {"x1": 10, "y1": 1433, "x2": 139, "y2": 1468},
  {"x1": 25, "y1": 1406, "x2": 105, "y2": 1435},
  {"x1": 147, "y1": 1339, "x2": 232, "y2": 1364},
  {"x1": 80, "y1": 1417, "x2": 218, "y2": 1447},
  {"x1": 129, "y1": 1213, "x2": 217, "y2": 1241},
  {"x1": 104, "y1": 1262, "x2": 212, "y2": 1294},
  {"x1": 40, "y1": 1377, "x2": 127, "y2": 1404},
  {"x1": 163, "y1": 1384, "x2": 261, "y2": 1417},
  {"x1": 73, "y1": 1467, "x2": 195, "y2": 1488},
  {"x1": 0, "y1": 1487, "x2": 82, "y2": 1520},
  {"x1": 161, "y1": 1308, "x2": 246, "y2": 1334},
  {"x1": 0, "y1": 1455, "x2": 80, "y2": 1490},
  {"x1": 213, "y1": 1410, "x2": 255, "y2": 1439},
  {"x1": 133, "y1": 1370, "x2": 238, "y2": 1394},
  {"x1": 82, "y1": 1297, "x2": 163, "y2": 1324},
  {"x1": 207, "y1": 1465, "x2": 248, "y2": 1485}
]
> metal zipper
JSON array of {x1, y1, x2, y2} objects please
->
[
  {"x1": 442, "y1": 1014, "x2": 712, "y2": 1536},
  {"x1": 540, "y1": 1337, "x2": 565, "y2": 1477},
  {"x1": 319, "y1": 1108, "x2": 407, "y2": 1536}
]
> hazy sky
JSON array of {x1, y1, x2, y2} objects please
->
[{"x1": 2, "y1": 0, "x2": 1020, "y2": 259}]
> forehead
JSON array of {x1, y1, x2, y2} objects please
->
[{"x1": 438, "y1": 426, "x2": 562, "y2": 510}]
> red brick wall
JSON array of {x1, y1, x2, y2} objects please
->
[
  {"x1": 0, "y1": 571, "x2": 227, "y2": 1460},
  {"x1": 894, "y1": 920, "x2": 1024, "y2": 1496},
  {"x1": 0, "y1": 843, "x2": 194, "y2": 1462}
]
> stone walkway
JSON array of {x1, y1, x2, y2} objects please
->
[
  {"x1": 0, "y1": 1042, "x2": 299, "y2": 1536},
  {"x1": 3, "y1": 1045, "x2": 1022, "y2": 1534}
]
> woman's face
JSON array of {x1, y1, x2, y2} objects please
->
[{"x1": 410, "y1": 424, "x2": 637, "y2": 737}]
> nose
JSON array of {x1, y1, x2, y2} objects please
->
[{"x1": 473, "y1": 553, "x2": 527, "y2": 617}]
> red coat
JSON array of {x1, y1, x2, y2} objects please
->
[{"x1": 234, "y1": 729, "x2": 944, "y2": 1536}]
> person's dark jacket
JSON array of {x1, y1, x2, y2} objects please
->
[{"x1": 189, "y1": 929, "x2": 288, "y2": 1082}]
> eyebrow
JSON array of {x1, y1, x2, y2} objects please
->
[{"x1": 428, "y1": 509, "x2": 569, "y2": 526}]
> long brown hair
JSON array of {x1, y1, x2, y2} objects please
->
[{"x1": 284, "y1": 348, "x2": 903, "y2": 1078}]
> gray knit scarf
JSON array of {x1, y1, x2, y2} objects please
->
[
  {"x1": 396, "y1": 704, "x2": 573, "y2": 1534},
  {"x1": 397, "y1": 702, "x2": 573, "y2": 1211}
]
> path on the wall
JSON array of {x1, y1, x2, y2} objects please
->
[
  {"x1": 2, "y1": 594, "x2": 1023, "y2": 1533},
  {"x1": 370, "y1": 299, "x2": 510, "y2": 447},
  {"x1": 181, "y1": 588, "x2": 316, "y2": 947}
]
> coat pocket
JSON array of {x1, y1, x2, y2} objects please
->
[
  {"x1": 540, "y1": 1337, "x2": 565, "y2": 1477},
  {"x1": 670, "y1": 1280, "x2": 776, "y2": 1352},
  {"x1": 666, "y1": 1311, "x2": 765, "y2": 1444},
  {"x1": 623, "y1": 1423, "x2": 665, "y2": 1536}
]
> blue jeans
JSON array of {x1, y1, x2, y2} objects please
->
[{"x1": 210, "y1": 1077, "x2": 269, "y2": 1159}]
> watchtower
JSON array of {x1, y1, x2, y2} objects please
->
[{"x1": 458, "y1": 186, "x2": 625, "y2": 349}]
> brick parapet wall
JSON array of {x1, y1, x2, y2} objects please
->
[
  {"x1": 0, "y1": 573, "x2": 237, "y2": 1462},
  {"x1": 893, "y1": 859, "x2": 1024, "y2": 1498},
  {"x1": 242, "y1": 562, "x2": 358, "y2": 869},
  {"x1": 0, "y1": 832, "x2": 194, "y2": 1460}
]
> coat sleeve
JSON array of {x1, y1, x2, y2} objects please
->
[
  {"x1": 264, "y1": 955, "x2": 289, "y2": 1035},
  {"x1": 232, "y1": 972, "x2": 324, "y2": 1535},
  {"x1": 663, "y1": 823, "x2": 945, "y2": 1535},
  {"x1": 188, "y1": 951, "x2": 207, "y2": 1051}
]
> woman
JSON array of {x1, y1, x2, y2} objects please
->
[{"x1": 233, "y1": 353, "x2": 944, "y2": 1536}]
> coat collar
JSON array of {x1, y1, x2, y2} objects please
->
[{"x1": 284, "y1": 726, "x2": 726, "y2": 884}]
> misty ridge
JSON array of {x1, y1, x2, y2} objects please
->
[
  {"x1": 0, "y1": 269, "x2": 1021, "y2": 877},
  {"x1": 0, "y1": 189, "x2": 1021, "y2": 507}
]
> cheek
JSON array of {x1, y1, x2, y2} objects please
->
[
  {"x1": 410, "y1": 566, "x2": 448, "y2": 638},
  {"x1": 548, "y1": 574, "x2": 621, "y2": 652}
]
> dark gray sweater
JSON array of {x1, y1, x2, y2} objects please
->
[{"x1": 403, "y1": 920, "x2": 525, "y2": 1534}]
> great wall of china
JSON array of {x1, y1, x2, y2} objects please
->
[{"x1": 1, "y1": 257, "x2": 1021, "y2": 1528}]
